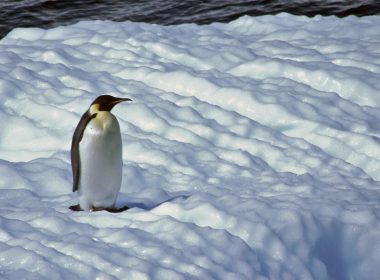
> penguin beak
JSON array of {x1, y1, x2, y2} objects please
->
[{"x1": 113, "y1": 97, "x2": 132, "y2": 105}]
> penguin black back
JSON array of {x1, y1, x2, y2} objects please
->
[{"x1": 71, "y1": 111, "x2": 97, "y2": 192}]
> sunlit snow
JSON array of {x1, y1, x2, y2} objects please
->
[{"x1": 0, "y1": 14, "x2": 379, "y2": 280}]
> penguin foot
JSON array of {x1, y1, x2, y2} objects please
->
[
  {"x1": 69, "y1": 204, "x2": 129, "y2": 212},
  {"x1": 69, "y1": 204, "x2": 83, "y2": 211}
]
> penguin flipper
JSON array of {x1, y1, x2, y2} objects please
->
[{"x1": 71, "y1": 112, "x2": 97, "y2": 192}]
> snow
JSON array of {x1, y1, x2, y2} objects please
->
[{"x1": 0, "y1": 13, "x2": 380, "y2": 279}]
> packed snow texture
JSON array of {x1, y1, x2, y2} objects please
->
[{"x1": 0, "y1": 14, "x2": 380, "y2": 279}]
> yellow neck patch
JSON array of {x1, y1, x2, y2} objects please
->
[{"x1": 89, "y1": 103, "x2": 100, "y2": 115}]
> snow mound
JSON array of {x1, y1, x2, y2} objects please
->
[{"x1": 0, "y1": 14, "x2": 379, "y2": 279}]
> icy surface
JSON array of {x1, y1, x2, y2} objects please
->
[{"x1": 0, "y1": 14, "x2": 380, "y2": 279}]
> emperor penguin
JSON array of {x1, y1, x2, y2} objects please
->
[{"x1": 70, "y1": 95, "x2": 132, "y2": 212}]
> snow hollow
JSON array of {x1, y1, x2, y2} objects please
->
[{"x1": 0, "y1": 14, "x2": 380, "y2": 280}]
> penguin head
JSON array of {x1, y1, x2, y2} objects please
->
[{"x1": 89, "y1": 95, "x2": 132, "y2": 114}]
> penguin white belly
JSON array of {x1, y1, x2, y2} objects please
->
[{"x1": 78, "y1": 112, "x2": 122, "y2": 211}]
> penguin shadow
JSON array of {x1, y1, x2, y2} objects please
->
[
  {"x1": 125, "y1": 194, "x2": 191, "y2": 211},
  {"x1": 69, "y1": 194, "x2": 190, "y2": 213}
]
